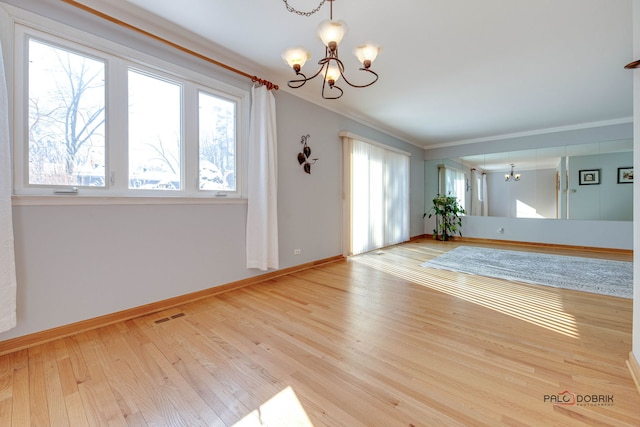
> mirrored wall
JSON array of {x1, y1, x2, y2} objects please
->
[{"x1": 428, "y1": 139, "x2": 633, "y2": 221}]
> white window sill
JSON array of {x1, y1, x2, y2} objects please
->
[{"x1": 12, "y1": 195, "x2": 247, "y2": 207}]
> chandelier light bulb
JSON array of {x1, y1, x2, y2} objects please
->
[
  {"x1": 323, "y1": 63, "x2": 342, "y2": 85},
  {"x1": 354, "y1": 44, "x2": 380, "y2": 68},
  {"x1": 317, "y1": 19, "x2": 348, "y2": 49},
  {"x1": 281, "y1": 47, "x2": 311, "y2": 72},
  {"x1": 505, "y1": 164, "x2": 521, "y2": 182}
]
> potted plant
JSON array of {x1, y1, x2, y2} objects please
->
[{"x1": 424, "y1": 194, "x2": 465, "y2": 241}]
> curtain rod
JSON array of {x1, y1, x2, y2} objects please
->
[{"x1": 60, "y1": 0, "x2": 279, "y2": 91}]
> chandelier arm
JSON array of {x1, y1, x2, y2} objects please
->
[
  {"x1": 286, "y1": 73, "x2": 309, "y2": 89},
  {"x1": 286, "y1": 60, "x2": 328, "y2": 88},
  {"x1": 321, "y1": 79, "x2": 343, "y2": 99},
  {"x1": 338, "y1": 68, "x2": 379, "y2": 89}
]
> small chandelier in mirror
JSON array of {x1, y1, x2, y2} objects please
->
[
  {"x1": 281, "y1": 0, "x2": 380, "y2": 99},
  {"x1": 505, "y1": 164, "x2": 521, "y2": 182}
]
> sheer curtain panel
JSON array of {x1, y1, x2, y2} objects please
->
[
  {"x1": 343, "y1": 135, "x2": 409, "y2": 256},
  {"x1": 438, "y1": 164, "x2": 466, "y2": 212},
  {"x1": 481, "y1": 173, "x2": 489, "y2": 216},
  {"x1": 0, "y1": 41, "x2": 17, "y2": 332},
  {"x1": 470, "y1": 168, "x2": 481, "y2": 216},
  {"x1": 246, "y1": 85, "x2": 279, "y2": 270}
]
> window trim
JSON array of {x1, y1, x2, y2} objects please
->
[{"x1": 12, "y1": 20, "x2": 249, "y2": 200}]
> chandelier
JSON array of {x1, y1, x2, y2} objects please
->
[
  {"x1": 281, "y1": 0, "x2": 380, "y2": 99},
  {"x1": 505, "y1": 164, "x2": 521, "y2": 182}
]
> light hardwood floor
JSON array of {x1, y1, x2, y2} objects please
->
[{"x1": 0, "y1": 238, "x2": 638, "y2": 426}]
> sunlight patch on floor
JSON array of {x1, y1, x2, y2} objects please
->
[
  {"x1": 233, "y1": 386, "x2": 314, "y2": 426},
  {"x1": 353, "y1": 255, "x2": 580, "y2": 338}
]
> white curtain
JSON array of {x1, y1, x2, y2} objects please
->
[
  {"x1": 246, "y1": 85, "x2": 279, "y2": 271},
  {"x1": 481, "y1": 172, "x2": 489, "y2": 216},
  {"x1": 470, "y1": 168, "x2": 481, "y2": 216},
  {"x1": 438, "y1": 165, "x2": 466, "y2": 212},
  {"x1": 348, "y1": 138, "x2": 409, "y2": 256},
  {"x1": 0, "y1": 41, "x2": 17, "y2": 333}
]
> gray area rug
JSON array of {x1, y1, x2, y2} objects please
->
[{"x1": 420, "y1": 246, "x2": 633, "y2": 298}]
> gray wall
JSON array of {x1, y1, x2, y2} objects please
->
[
  {"x1": 0, "y1": 4, "x2": 425, "y2": 341},
  {"x1": 568, "y1": 151, "x2": 633, "y2": 221},
  {"x1": 461, "y1": 216, "x2": 632, "y2": 249}
]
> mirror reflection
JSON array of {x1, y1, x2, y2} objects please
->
[{"x1": 442, "y1": 139, "x2": 633, "y2": 221}]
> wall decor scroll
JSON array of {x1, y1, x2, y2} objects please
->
[{"x1": 297, "y1": 134, "x2": 318, "y2": 174}]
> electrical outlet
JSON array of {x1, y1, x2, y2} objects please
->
[{"x1": 294, "y1": 249, "x2": 301, "y2": 255}]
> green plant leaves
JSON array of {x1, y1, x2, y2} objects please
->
[{"x1": 425, "y1": 193, "x2": 465, "y2": 241}]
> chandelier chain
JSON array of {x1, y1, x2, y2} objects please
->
[{"x1": 282, "y1": 0, "x2": 327, "y2": 17}]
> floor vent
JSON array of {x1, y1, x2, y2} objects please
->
[{"x1": 154, "y1": 312, "x2": 185, "y2": 324}]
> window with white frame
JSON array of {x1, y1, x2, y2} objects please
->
[
  {"x1": 27, "y1": 38, "x2": 106, "y2": 188},
  {"x1": 438, "y1": 165, "x2": 466, "y2": 212},
  {"x1": 14, "y1": 24, "x2": 246, "y2": 198}
]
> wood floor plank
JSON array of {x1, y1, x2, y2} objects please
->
[
  {"x1": 91, "y1": 324, "x2": 164, "y2": 425},
  {"x1": 185, "y1": 304, "x2": 368, "y2": 427},
  {"x1": 10, "y1": 350, "x2": 29, "y2": 427},
  {"x1": 137, "y1": 313, "x2": 261, "y2": 426},
  {"x1": 41, "y1": 342, "x2": 70, "y2": 427},
  {"x1": 0, "y1": 350, "x2": 15, "y2": 426},
  {"x1": 28, "y1": 346, "x2": 50, "y2": 426},
  {"x1": 109, "y1": 320, "x2": 195, "y2": 426},
  {"x1": 72, "y1": 331, "x2": 128, "y2": 427},
  {"x1": 0, "y1": 238, "x2": 638, "y2": 426}
]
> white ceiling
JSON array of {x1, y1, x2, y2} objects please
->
[{"x1": 74, "y1": 0, "x2": 633, "y2": 149}]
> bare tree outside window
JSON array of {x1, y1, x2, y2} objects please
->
[
  {"x1": 28, "y1": 39, "x2": 105, "y2": 186},
  {"x1": 128, "y1": 69, "x2": 182, "y2": 190},
  {"x1": 199, "y1": 92, "x2": 236, "y2": 191},
  {"x1": 19, "y1": 29, "x2": 243, "y2": 198}
]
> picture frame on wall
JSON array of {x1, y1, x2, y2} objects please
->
[
  {"x1": 579, "y1": 169, "x2": 600, "y2": 185},
  {"x1": 617, "y1": 167, "x2": 633, "y2": 184}
]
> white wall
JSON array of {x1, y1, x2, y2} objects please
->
[
  {"x1": 486, "y1": 168, "x2": 556, "y2": 218},
  {"x1": 0, "y1": 3, "x2": 425, "y2": 341}
]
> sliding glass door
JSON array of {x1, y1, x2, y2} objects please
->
[{"x1": 342, "y1": 134, "x2": 410, "y2": 256}]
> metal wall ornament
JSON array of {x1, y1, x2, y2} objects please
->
[{"x1": 297, "y1": 134, "x2": 318, "y2": 174}]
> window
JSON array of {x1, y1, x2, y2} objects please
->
[
  {"x1": 438, "y1": 165, "x2": 466, "y2": 212},
  {"x1": 128, "y1": 70, "x2": 182, "y2": 191},
  {"x1": 27, "y1": 39, "x2": 106, "y2": 187},
  {"x1": 198, "y1": 91, "x2": 237, "y2": 191},
  {"x1": 14, "y1": 24, "x2": 247, "y2": 199}
]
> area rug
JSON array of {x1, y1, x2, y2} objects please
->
[{"x1": 420, "y1": 246, "x2": 633, "y2": 298}]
